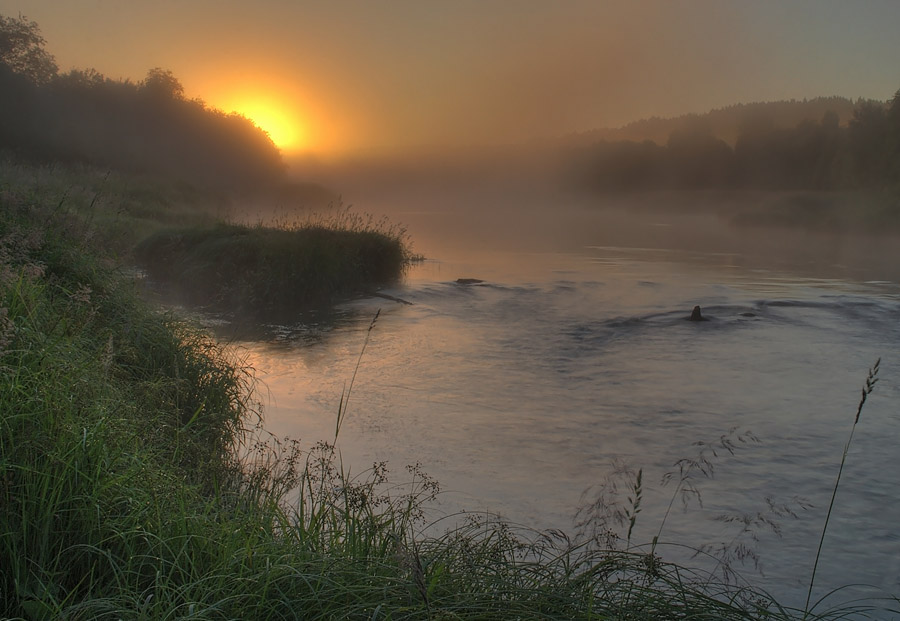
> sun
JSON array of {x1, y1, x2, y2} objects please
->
[
  {"x1": 199, "y1": 72, "x2": 326, "y2": 152},
  {"x1": 228, "y1": 98, "x2": 305, "y2": 151}
]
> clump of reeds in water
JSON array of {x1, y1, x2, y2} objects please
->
[
  {"x1": 264, "y1": 201, "x2": 409, "y2": 239},
  {"x1": 135, "y1": 201, "x2": 415, "y2": 317}
]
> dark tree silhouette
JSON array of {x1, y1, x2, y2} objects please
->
[
  {"x1": 884, "y1": 89, "x2": 900, "y2": 192},
  {"x1": 665, "y1": 118, "x2": 735, "y2": 189},
  {"x1": 846, "y1": 100, "x2": 889, "y2": 189},
  {"x1": 141, "y1": 67, "x2": 185, "y2": 100},
  {"x1": 0, "y1": 14, "x2": 57, "y2": 84}
]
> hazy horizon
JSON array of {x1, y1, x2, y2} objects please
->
[{"x1": 1, "y1": 1, "x2": 899, "y2": 157}]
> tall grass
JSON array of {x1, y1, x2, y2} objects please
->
[
  {"x1": 0, "y1": 188, "x2": 256, "y2": 617},
  {"x1": 0, "y1": 154, "x2": 225, "y2": 254}
]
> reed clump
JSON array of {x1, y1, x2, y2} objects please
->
[{"x1": 135, "y1": 203, "x2": 412, "y2": 317}]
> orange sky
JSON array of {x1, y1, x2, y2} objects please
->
[{"x1": 2, "y1": 1, "x2": 899, "y2": 156}]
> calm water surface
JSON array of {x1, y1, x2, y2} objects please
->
[{"x1": 226, "y1": 202, "x2": 900, "y2": 609}]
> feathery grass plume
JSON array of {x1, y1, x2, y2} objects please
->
[
  {"x1": 626, "y1": 468, "x2": 643, "y2": 548},
  {"x1": 805, "y1": 358, "x2": 880, "y2": 616},
  {"x1": 653, "y1": 428, "x2": 759, "y2": 554},
  {"x1": 700, "y1": 494, "x2": 813, "y2": 587},
  {"x1": 576, "y1": 430, "x2": 782, "y2": 585},
  {"x1": 575, "y1": 458, "x2": 643, "y2": 551}
]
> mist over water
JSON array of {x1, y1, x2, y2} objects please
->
[{"x1": 226, "y1": 180, "x2": 900, "y2": 608}]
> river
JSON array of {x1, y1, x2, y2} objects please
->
[{"x1": 224, "y1": 193, "x2": 900, "y2": 610}]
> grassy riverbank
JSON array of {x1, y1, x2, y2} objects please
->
[{"x1": 0, "y1": 161, "x2": 888, "y2": 619}]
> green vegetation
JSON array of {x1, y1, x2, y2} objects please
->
[
  {"x1": 0, "y1": 177, "x2": 255, "y2": 616},
  {"x1": 0, "y1": 154, "x2": 409, "y2": 317},
  {"x1": 135, "y1": 208, "x2": 412, "y2": 317},
  {"x1": 0, "y1": 154, "x2": 226, "y2": 248}
]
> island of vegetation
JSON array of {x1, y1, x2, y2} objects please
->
[{"x1": 1, "y1": 13, "x2": 896, "y2": 619}]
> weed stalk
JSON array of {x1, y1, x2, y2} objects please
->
[
  {"x1": 804, "y1": 358, "x2": 880, "y2": 615},
  {"x1": 334, "y1": 309, "x2": 380, "y2": 442}
]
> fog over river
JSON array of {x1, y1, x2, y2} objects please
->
[{"x1": 226, "y1": 192, "x2": 900, "y2": 609}]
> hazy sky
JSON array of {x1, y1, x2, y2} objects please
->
[{"x1": 2, "y1": 1, "x2": 899, "y2": 154}]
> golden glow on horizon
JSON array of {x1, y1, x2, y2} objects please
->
[
  {"x1": 6, "y1": 1, "x2": 900, "y2": 156},
  {"x1": 227, "y1": 98, "x2": 305, "y2": 151},
  {"x1": 193, "y1": 69, "x2": 360, "y2": 156}
]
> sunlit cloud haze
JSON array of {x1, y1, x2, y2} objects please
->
[{"x1": 2, "y1": 0, "x2": 899, "y2": 155}]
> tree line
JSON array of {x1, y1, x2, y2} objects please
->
[
  {"x1": 563, "y1": 93, "x2": 900, "y2": 196},
  {"x1": 566, "y1": 97, "x2": 861, "y2": 147},
  {"x1": 0, "y1": 14, "x2": 285, "y2": 191}
]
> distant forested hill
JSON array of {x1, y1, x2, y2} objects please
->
[
  {"x1": 560, "y1": 92, "x2": 900, "y2": 197},
  {"x1": 565, "y1": 97, "x2": 865, "y2": 147}
]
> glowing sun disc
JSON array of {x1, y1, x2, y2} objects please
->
[{"x1": 232, "y1": 101, "x2": 304, "y2": 151}]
